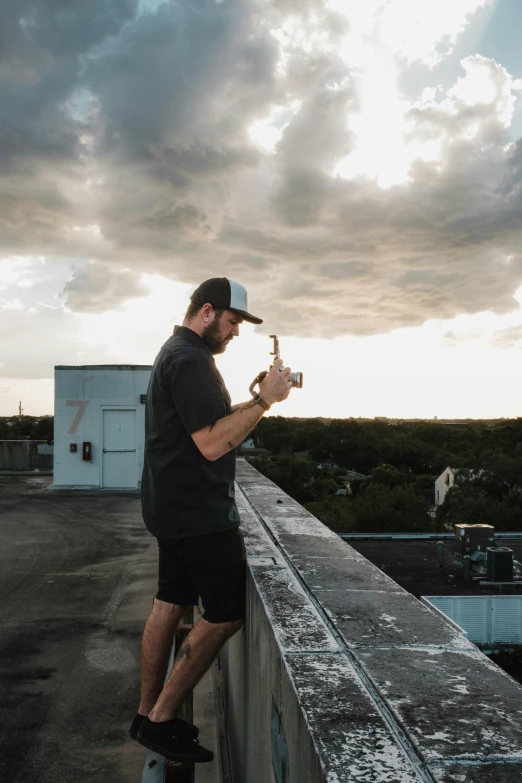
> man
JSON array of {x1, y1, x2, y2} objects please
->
[{"x1": 130, "y1": 277, "x2": 292, "y2": 763}]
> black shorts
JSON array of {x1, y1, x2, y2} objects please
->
[{"x1": 155, "y1": 527, "x2": 246, "y2": 623}]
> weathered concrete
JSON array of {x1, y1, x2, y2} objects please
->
[
  {"x1": 285, "y1": 545, "x2": 407, "y2": 593},
  {"x1": 315, "y1": 589, "x2": 472, "y2": 648},
  {"x1": 0, "y1": 439, "x2": 53, "y2": 470},
  {"x1": 429, "y1": 763, "x2": 522, "y2": 782},
  {"x1": 284, "y1": 655, "x2": 420, "y2": 783},
  {"x1": 250, "y1": 564, "x2": 338, "y2": 654},
  {"x1": 355, "y1": 646, "x2": 522, "y2": 761},
  {"x1": 226, "y1": 459, "x2": 522, "y2": 783},
  {"x1": 0, "y1": 475, "x2": 154, "y2": 783}
]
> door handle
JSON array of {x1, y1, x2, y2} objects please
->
[{"x1": 102, "y1": 449, "x2": 137, "y2": 453}]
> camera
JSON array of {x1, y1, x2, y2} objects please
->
[
  {"x1": 268, "y1": 335, "x2": 303, "y2": 388},
  {"x1": 249, "y1": 334, "x2": 303, "y2": 397}
]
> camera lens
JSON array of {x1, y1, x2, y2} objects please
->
[{"x1": 291, "y1": 372, "x2": 303, "y2": 388}]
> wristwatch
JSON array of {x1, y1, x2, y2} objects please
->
[{"x1": 253, "y1": 394, "x2": 271, "y2": 411}]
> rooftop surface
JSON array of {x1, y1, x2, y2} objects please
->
[
  {"x1": 348, "y1": 538, "x2": 522, "y2": 598},
  {"x1": 0, "y1": 476, "x2": 218, "y2": 783},
  {"x1": 3, "y1": 469, "x2": 522, "y2": 782}
]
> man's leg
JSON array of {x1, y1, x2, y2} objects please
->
[
  {"x1": 138, "y1": 597, "x2": 187, "y2": 716},
  {"x1": 148, "y1": 616, "x2": 243, "y2": 723}
]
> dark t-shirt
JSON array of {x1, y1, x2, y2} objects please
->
[{"x1": 141, "y1": 325, "x2": 239, "y2": 540}]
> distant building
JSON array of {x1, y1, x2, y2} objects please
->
[
  {"x1": 241, "y1": 437, "x2": 256, "y2": 450},
  {"x1": 53, "y1": 364, "x2": 151, "y2": 489},
  {"x1": 434, "y1": 466, "x2": 486, "y2": 506},
  {"x1": 338, "y1": 469, "x2": 369, "y2": 495},
  {"x1": 435, "y1": 466, "x2": 456, "y2": 505},
  {"x1": 331, "y1": 469, "x2": 369, "y2": 496}
]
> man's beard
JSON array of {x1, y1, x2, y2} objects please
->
[{"x1": 202, "y1": 318, "x2": 229, "y2": 355}]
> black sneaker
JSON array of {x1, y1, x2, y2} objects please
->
[
  {"x1": 137, "y1": 717, "x2": 213, "y2": 763},
  {"x1": 129, "y1": 713, "x2": 199, "y2": 742},
  {"x1": 129, "y1": 713, "x2": 146, "y2": 740}
]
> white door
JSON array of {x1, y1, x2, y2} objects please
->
[{"x1": 101, "y1": 409, "x2": 137, "y2": 488}]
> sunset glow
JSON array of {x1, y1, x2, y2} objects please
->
[{"x1": 1, "y1": 0, "x2": 522, "y2": 419}]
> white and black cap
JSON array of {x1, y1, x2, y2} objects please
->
[{"x1": 190, "y1": 277, "x2": 263, "y2": 324}]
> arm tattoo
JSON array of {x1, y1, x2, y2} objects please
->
[
  {"x1": 240, "y1": 399, "x2": 258, "y2": 412},
  {"x1": 177, "y1": 641, "x2": 191, "y2": 662},
  {"x1": 228, "y1": 440, "x2": 235, "y2": 449}
]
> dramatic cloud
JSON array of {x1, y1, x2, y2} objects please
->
[
  {"x1": 2, "y1": 0, "x2": 522, "y2": 352},
  {"x1": 62, "y1": 260, "x2": 148, "y2": 312}
]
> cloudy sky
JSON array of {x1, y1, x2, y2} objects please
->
[{"x1": 2, "y1": 0, "x2": 522, "y2": 418}]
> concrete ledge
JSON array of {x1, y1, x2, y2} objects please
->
[{"x1": 221, "y1": 459, "x2": 522, "y2": 783}]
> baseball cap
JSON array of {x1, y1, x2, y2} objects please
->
[{"x1": 190, "y1": 277, "x2": 263, "y2": 324}]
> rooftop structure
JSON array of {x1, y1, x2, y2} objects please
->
[
  {"x1": 53, "y1": 364, "x2": 152, "y2": 489},
  {"x1": 223, "y1": 461, "x2": 522, "y2": 782},
  {"x1": 348, "y1": 537, "x2": 522, "y2": 599}
]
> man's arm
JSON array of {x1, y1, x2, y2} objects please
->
[
  {"x1": 192, "y1": 399, "x2": 265, "y2": 461},
  {"x1": 230, "y1": 400, "x2": 255, "y2": 413},
  {"x1": 192, "y1": 360, "x2": 291, "y2": 462}
]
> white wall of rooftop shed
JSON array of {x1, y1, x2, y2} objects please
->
[{"x1": 54, "y1": 366, "x2": 151, "y2": 488}]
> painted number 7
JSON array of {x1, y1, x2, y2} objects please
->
[{"x1": 66, "y1": 400, "x2": 89, "y2": 435}]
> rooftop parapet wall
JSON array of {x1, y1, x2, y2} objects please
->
[
  {"x1": 0, "y1": 440, "x2": 53, "y2": 471},
  {"x1": 220, "y1": 459, "x2": 522, "y2": 783}
]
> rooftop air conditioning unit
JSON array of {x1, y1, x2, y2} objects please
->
[
  {"x1": 454, "y1": 524, "x2": 495, "y2": 558},
  {"x1": 487, "y1": 547, "x2": 514, "y2": 582}
]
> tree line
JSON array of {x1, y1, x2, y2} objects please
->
[
  {"x1": 2, "y1": 414, "x2": 520, "y2": 533},
  {"x1": 246, "y1": 416, "x2": 522, "y2": 534},
  {"x1": 0, "y1": 415, "x2": 54, "y2": 442}
]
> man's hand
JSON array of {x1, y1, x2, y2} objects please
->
[
  {"x1": 191, "y1": 360, "x2": 292, "y2": 462},
  {"x1": 259, "y1": 359, "x2": 292, "y2": 405}
]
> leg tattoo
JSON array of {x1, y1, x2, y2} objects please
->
[{"x1": 177, "y1": 641, "x2": 191, "y2": 662}]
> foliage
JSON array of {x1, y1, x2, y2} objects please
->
[
  {"x1": 304, "y1": 496, "x2": 356, "y2": 534},
  {"x1": 368, "y1": 464, "x2": 406, "y2": 488},
  {"x1": 248, "y1": 455, "x2": 316, "y2": 503},
  {"x1": 350, "y1": 483, "x2": 432, "y2": 533},
  {"x1": 306, "y1": 483, "x2": 433, "y2": 534},
  {"x1": 249, "y1": 416, "x2": 522, "y2": 534},
  {"x1": 436, "y1": 470, "x2": 522, "y2": 531},
  {"x1": 254, "y1": 416, "x2": 522, "y2": 476},
  {"x1": 0, "y1": 416, "x2": 54, "y2": 442}
]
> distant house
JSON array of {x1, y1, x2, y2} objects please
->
[
  {"x1": 339, "y1": 469, "x2": 369, "y2": 496},
  {"x1": 330, "y1": 469, "x2": 369, "y2": 496},
  {"x1": 434, "y1": 466, "x2": 485, "y2": 505},
  {"x1": 435, "y1": 466, "x2": 456, "y2": 505}
]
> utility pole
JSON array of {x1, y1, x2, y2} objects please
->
[{"x1": 18, "y1": 401, "x2": 23, "y2": 418}]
